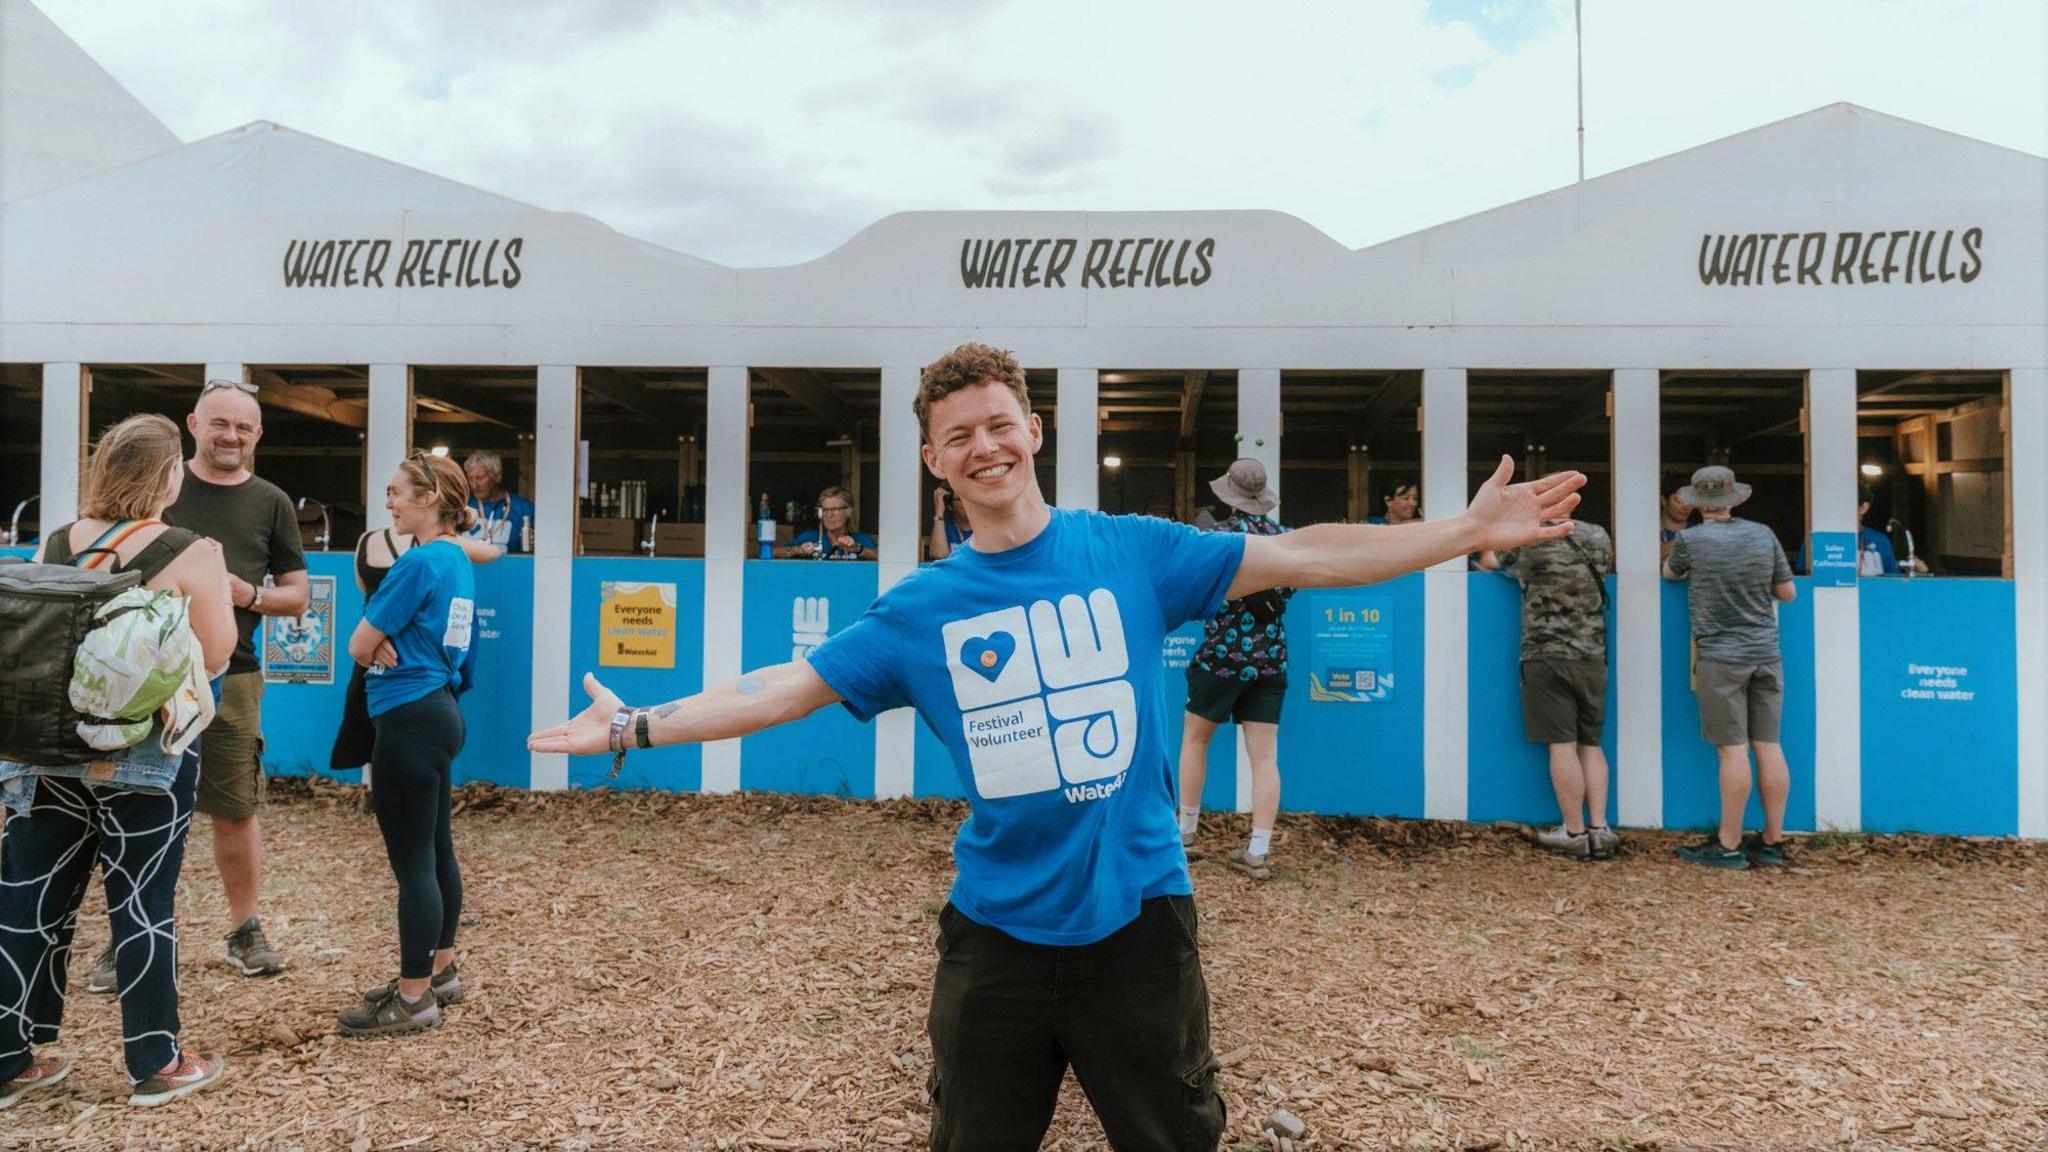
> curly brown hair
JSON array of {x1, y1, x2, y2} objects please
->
[{"x1": 914, "y1": 343, "x2": 1029, "y2": 442}]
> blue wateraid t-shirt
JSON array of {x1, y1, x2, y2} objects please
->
[
  {"x1": 806, "y1": 508, "x2": 1246, "y2": 946},
  {"x1": 363, "y1": 538, "x2": 477, "y2": 716}
]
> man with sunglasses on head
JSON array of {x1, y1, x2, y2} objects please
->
[{"x1": 94, "y1": 378, "x2": 308, "y2": 984}]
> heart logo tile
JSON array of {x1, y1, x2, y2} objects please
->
[{"x1": 961, "y1": 632, "x2": 1016, "y2": 683}]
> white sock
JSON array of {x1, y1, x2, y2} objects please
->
[
  {"x1": 1248, "y1": 827, "x2": 1272, "y2": 857},
  {"x1": 1178, "y1": 807, "x2": 1200, "y2": 837}
]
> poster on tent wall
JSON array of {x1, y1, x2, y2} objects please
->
[
  {"x1": 1306, "y1": 591, "x2": 1395, "y2": 703},
  {"x1": 263, "y1": 575, "x2": 336, "y2": 685}
]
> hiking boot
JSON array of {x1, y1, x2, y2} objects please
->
[
  {"x1": 224, "y1": 917, "x2": 286, "y2": 976},
  {"x1": 87, "y1": 945, "x2": 118, "y2": 994},
  {"x1": 1676, "y1": 837, "x2": 1750, "y2": 870},
  {"x1": 0, "y1": 1055, "x2": 71, "y2": 1110},
  {"x1": 1535, "y1": 825, "x2": 1592, "y2": 859},
  {"x1": 1588, "y1": 826, "x2": 1621, "y2": 860},
  {"x1": 362, "y1": 962, "x2": 465, "y2": 1007},
  {"x1": 1742, "y1": 833, "x2": 1787, "y2": 869},
  {"x1": 338, "y1": 985, "x2": 441, "y2": 1038},
  {"x1": 1226, "y1": 848, "x2": 1272, "y2": 880},
  {"x1": 128, "y1": 1052, "x2": 224, "y2": 1107}
]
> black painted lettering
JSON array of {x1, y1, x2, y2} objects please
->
[
  {"x1": 340, "y1": 240, "x2": 362, "y2": 287},
  {"x1": 1108, "y1": 238, "x2": 1133, "y2": 287},
  {"x1": 1914, "y1": 230, "x2": 1935, "y2": 284},
  {"x1": 1698, "y1": 234, "x2": 1735, "y2": 285},
  {"x1": 1081, "y1": 238, "x2": 1111, "y2": 287},
  {"x1": 397, "y1": 240, "x2": 425, "y2": 287},
  {"x1": 418, "y1": 240, "x2": 443, "y2": 286},
  {"x1": 1937, "y1": 230, "x2": 1956, "y2": 282},
  {"x1": 1753, "y1": 234, "x2": 1777, "y2": 285},
  {"x1": 435, "y1": 238, "x2": 458, "y2": 286},
  {"x1": 1729, "y1": 235, "x2": 1758, "y2": 286},
  {"x1": 1959, "y1": 227, "x2": 1981, "y2": 282},
  {"x1": 365, "y1": 239, "x2": 391, "y2": 287},
  {"x1": 1022, "y1": 238, "x2": 1049, "y2": 287},
  {"x1": 480, "y1": 238, "x2": 500, "y2": 287},
  {"x1": 283, "y1": 241, "x2": 313, "y2": 287},
  {"x1": 1770, "y1": 233, "x2": 1795, "y2": 284},
  {"x1": 1010, "y1": 237, "x2": 1031, "y2": 287},
  {"x1": 1190, "y1": 238, "x2": 1215, "y2": 286},
  {"x1": 1146, "y1": 236, "x2": 1169, "y2": 286},
  {"x1": 1882, "y1": 230, "x2": 1907, "y2": 282},
  {"x1": 1046, "y1": 238, "x2": 1075, "y2": 286},
  {"x1": 987, "y1": 240, "x2": 1012, "y2": 289},
  {"x1": 960, "y1": 239, "x2": 993, "y2": 288},
  {"x1": 1830, "y1": 232, "x2": 1860, "y2": 284},
  {"x1": 1795, "y1": 232, "x2": 1825, "y2": 284},
  {"x1": 463, "y1": 239, "x2": 483, "y2": 287},
  {"x1": 1130, "y1": 238, "x2": 1154, "y2": 286},
  {"x1": 310, "y1": 241, "x2": 338, "y2": 286},
  {"x1": 1858, "y1": 232, "x2": 1878, "y2": 283},
  {"x1": 1171, "y1": 238, "x2": 1191, "y2": 285},
  {"x1": 502, "y1": 237, "x2": 523, "y2": 288}
]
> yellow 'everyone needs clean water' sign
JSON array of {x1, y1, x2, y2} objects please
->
[{"x1": 599, "y1": 582, "x2": 677, "y2": 668}]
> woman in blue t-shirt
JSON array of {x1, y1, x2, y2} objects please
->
[{"x1": 338, "y1": 452, "x2": 478, "y2": 1037}]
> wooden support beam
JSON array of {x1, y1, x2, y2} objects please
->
[
  {"x1": 581, "y1": 368, "x2": 673, "y2": 424},
  {"x1": 1178, "y1": 370, "x2": 1209, "y2": 439},
  {"x1": 408, "y1": 381, "x2": 528, "y2": 430},
  {"x1": 755, "y1": 368, "x2": 855, "y2": 429},
  {"x1": 247, "y1": 367, "x2": 369, "y2": 429}
]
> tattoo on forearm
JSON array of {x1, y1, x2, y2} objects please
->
[
  {"x1": 736, "y1": 677, "x2": 764, "y2": 696},
  {"x1": 652, "y1": 701, "x2": 681, "y2": 719}
]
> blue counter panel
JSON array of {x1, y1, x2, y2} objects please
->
[
  {"x1": 1467, "y1": 573, "x2": 1620, "y2": 827},
  {"x1": 1272, "y1": 576, "x2": 1427, "y2": 818},
  {"x1": 1660, "y1": 578, "x2": 1817, "y2": 833},
  {"x1": 1859, "y1": 579, "x2": 2018, "y2": 836},
  {"x1": 0, "y1": 547, "x2": 31, "y2": 559},
  {"x1": 255, "y1": 552, "x2": 359, "y2": 779},
  {"x1": 566, "y1": 559, "x2": 705, "y2": 793},
  {"x1": 452, "y1": 559, "x2": 535, "y2": 788},
  {"x1": 739, "y1": 561, "x2": 879, "y2": 798}
]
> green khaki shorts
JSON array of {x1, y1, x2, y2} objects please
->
[
  {"x1": 197, "y1": 671, "x2": 267, "y2": 819},
  {"x1": 1520, "y1": 658, "x2": 1606, "y2": 745},
  {"x1": 1694, "y1": 659, "x2": 1784, "y2": 747}
]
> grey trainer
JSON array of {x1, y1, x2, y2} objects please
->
[
  {"x1": 1588, "y1": 826, "x2": 1622, "y2": 860},
  {"x1": 362, "y1": 962, "x2": 464, "y2": 1007},
  {"x1": 337, "y1": 985, "x2": 441, "y2": 1038},
  {"x1": 87, "y1": 945, "x2": 119, "y2": 994},
  {"x1": 224, "y1": 917, "x2": 286, "y2": 976},
  {"x1": 1226, "y1": 848, "x2": 1272, "y2": 880},
  {"x1": 1535, "y1": 825, "x2": 1592, "y2": 859}
]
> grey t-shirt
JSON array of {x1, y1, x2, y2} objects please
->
[
  {"x1": 165, "y1": 465, "x2": 307, "y2": 673},
  {"x1": 1665, "y1": 518, "x2": 1792, "y2": 664}
]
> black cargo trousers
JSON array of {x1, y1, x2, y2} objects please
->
[{"x1": 926, "y1": 894, "x2": 1227, "y2": 1151}]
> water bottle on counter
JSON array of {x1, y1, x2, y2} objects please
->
[
  {"x1": 520, "y1": 516, "x2": 532, "y2": 553},
  {"x1": 757, "y1": 493, "x2": 776, "y2": 560}
]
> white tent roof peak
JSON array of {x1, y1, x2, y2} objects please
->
[
  {"x1": 1, "y1": 0, "x2": 179, "y2": 202},
  {"x1": 1364, "y1": 101, "x2": 2048, "y2": 260}
]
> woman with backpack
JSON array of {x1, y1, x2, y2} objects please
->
[
  {"x1": 336, "y1": 452, "x2": 478, "y2": 1037},
  {"x1": 0, "y1": 414, "x2": 236, "y2": 1109}
]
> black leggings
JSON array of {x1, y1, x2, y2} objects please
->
[{"x1": 368, "y1": 689, "x2": 465, "y2": 979}]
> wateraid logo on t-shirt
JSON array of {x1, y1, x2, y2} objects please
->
[
  {"x1": 940, "y1": 589, "x2": 1136, "y2": 803},
  {"x1": 792, "y1": 596, "x2": 828, "y2": 661},
  {"x1": 443, "y1": 598, "x2": 475, "y2": 650}
]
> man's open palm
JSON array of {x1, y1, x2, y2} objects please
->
[
  {"x1": 1465, "y1": 455, "x2": 1586, "y2": 552},
  {"x1": 527, "y1": 672, "x2": 624, "y2": 756}
]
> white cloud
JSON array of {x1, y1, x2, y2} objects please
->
[{"x1": 32, "y1": 0, "x2": 2048, "y2": 265}]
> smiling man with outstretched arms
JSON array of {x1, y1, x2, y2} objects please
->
[{"x1": 530, "y1": 343, "x2": 1583, "y2": 1151}]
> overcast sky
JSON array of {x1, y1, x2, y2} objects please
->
[{"x1": 39, "y1": 0, "x2": 2048, "y2": 267}]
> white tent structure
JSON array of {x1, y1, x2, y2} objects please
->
[{"x1": 3, "y1": 1, "x2": 2043, "y2": 837}]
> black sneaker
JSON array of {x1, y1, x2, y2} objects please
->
[
  {"x1": 337, "y1": 985, "x2": 440, "y2": 1038},
  {"x1": 361, "y1": 961, "x2": 464, "y2": 1006},
  {"x1": 1675, "y1": 837, "x2": 1750, "y2": 870},
  {"x1": 224, "y1": 917, "x2": 286, "y2": 977},
  {"x1": 1742, "y1": 833, "x2": 1787, "y2": 869}
]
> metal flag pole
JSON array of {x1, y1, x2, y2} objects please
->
[{"x1": 1575, "y1": 0, "x2": 1586, "y2": 182}]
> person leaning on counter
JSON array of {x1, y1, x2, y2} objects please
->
[{"x1": 776, "y1": 486, "x2": 876, "y2": 560}]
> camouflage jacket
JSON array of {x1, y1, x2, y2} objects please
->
[{"x1": 1496, "y1": 522, "x2": 1612, "y2": 662}]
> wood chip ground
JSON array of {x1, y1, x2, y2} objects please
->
[{"x1": 3, "y1": 779, "x2": 2041, "y2": 1151}]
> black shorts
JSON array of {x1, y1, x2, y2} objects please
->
[
  {"x1": 1520, "y1": 658, "x2": 1606, "y2": 745},
  {"x1": 1185, "y1": 665, "x2": 1286, "y2": 726}
]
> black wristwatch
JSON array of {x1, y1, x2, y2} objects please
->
[{"x1": 634, "y1": 708, "x2": 652, "y2": 750}]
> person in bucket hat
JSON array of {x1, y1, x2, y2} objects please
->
[
  {"x1": 1179, "y1": 460, "x2": 1289, "y2": 880},
  {"x1": 1663, "y1": 465, "x2": 1797, "y2": 871}
]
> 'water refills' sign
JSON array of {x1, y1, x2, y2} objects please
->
[
  {"x1": 960, "y1": 237, "x2": 1215, "y2": 289},
  {"x1": 281, "y1": 237, "x2": 525, "y2": 288},
  {"x1": 1696, "y1": 228, "x2": 1981, "y2": 286}
]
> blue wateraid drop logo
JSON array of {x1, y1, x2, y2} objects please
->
[{"x1": 961, "y1": 632, "x2": 1016, "y2": 683}]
